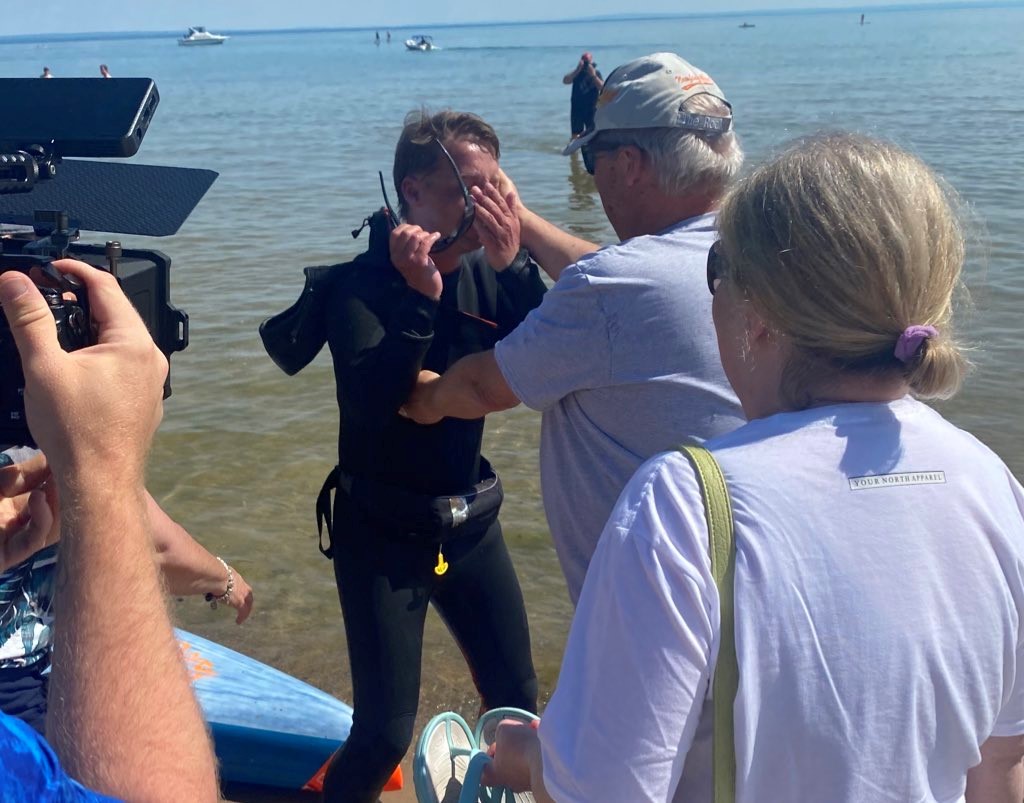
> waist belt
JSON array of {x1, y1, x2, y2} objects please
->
[{"x1": 315, "y1": 459, "x2": 503, "y2": 558}]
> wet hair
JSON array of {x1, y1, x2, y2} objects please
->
[
  {"x1": 590, "y1": 94, "x2": 743, "y2": 198},
  {"x1": 393, "y1": 109, "x2": 500, "y2": 216},
  {"x1": 716, "y1": 132, "x2": 969, "y2": 408}
]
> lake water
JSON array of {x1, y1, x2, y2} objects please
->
[{"x1": 2, "y1": 6, "x2": 1024, "y2": 797}]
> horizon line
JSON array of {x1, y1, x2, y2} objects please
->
[{"x1": 0, "y1": 0, "x2": 1020, "y2": 43}]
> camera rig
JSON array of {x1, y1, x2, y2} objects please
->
[{"x1": 1, "y1": 77, "x2": 218, "y2": 446}]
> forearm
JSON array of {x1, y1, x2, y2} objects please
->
[
  {"x1": 967, "y1": 736, "x2": 1024, "y2": 803},
  {"x1": 427, "y1": 352, "x2": 519, "y2": 421},
  {"x1": 149, "y1": 494, "x2": 230, "y2": 598},
  {"x1": 48, "y1": 480, "x2": 218, "y2": 802},
  {"x1": 519, "y1": 205, "x2": 599, "y2": 282}
]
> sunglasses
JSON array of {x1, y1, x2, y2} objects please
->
[
  {"x1": 580, "y1": 137, "x2": 636, "y2": 175},
  {"x1": 707, "y1": 240, "x2": 723, "y2": 296},
  {"x1": 378, "y1": 139, "x2": 477, "y2": 254},
  {"x1": 580, "y1": 141, "x2": 612, "y2": 176}
]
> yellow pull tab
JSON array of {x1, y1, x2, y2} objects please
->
[{"x1": 433, "y1": 545, "x2": 449, "y2": 576}]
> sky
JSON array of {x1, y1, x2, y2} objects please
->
[{"x1": 1, "y1": 0, "x2": 1014, "y2": 36}]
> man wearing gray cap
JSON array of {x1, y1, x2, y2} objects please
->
[{"x1": 402, "y1": 53, "x2": 745, "y2": 604}]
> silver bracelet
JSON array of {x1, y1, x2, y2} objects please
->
[{"x1": 205, "y1": 556, "x2": 234, "y2": 609}]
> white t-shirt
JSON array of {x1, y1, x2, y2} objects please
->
[{"x1": 540, "y1": 398, "x2": 1024, "y2": 803}]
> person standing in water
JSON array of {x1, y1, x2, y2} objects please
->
[{"x1": 562, "y1": 52, "x2": 603, "y2": 139}]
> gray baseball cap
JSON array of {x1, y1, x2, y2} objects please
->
[{"x1": 562, "y1": 52, "x2": 732, "y2": 155}]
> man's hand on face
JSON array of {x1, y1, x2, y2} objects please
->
[
  {"x1": 0, "y1": 259, "x2": 168, "y2": 484},
  {"x1": 389, "y1": 224, "x2": 443, "y2": 301},
  {"x1": 471, "y1": 182, "x2": 521, "y2": 271},
  {"x1": 0, "y1": 452, "x2": 59, "y2": 573}
]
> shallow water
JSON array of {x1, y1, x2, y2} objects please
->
[{"x1": 3, "y1": 8, "x2": 1024, "y2": 797}]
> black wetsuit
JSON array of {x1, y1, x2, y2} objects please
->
[
  {"x1": 318, "y1": 212, "x2": 545, "y2": 803},
  {"x1": 570, "y1": 66, "x2": 603, "y2": 137}
]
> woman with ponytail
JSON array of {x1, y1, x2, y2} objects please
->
[{"x1": 486, "y1": 134, "x2": 1024, "y2": 803}]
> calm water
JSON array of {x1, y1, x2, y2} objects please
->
[{"x1": 3, "y1": 4, "x2": 1024, "y2": 781}]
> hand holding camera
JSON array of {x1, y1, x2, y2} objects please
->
[{"x1": 0, "y1": 260, "x2": 167, "y2": 480}]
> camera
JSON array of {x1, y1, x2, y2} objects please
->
[{"x1": 1, "y1": 77, "x2": 218, "y2": 447}]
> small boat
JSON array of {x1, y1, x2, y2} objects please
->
[
  {"x1": 739, "y1": 22, "x2": 756, "y2": 28},
  {"x1": 405, "y1": 34, "x2": 435, "y2": 51},
  {"x1": 178, "y1": 26, "x2": 229, "y2": 46}
]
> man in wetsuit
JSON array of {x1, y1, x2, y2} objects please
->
[
  {"x1": 263, "y1": 110, "x2": 544, "y2": 803},
  {"x1": 563, "y1": 52, "x2": 604, "y2": 138}
]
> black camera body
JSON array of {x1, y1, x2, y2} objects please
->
[
  {"x1": 0, "y1": 260, "x2": 92, "y2": 446},
  {"x1": 1, "y1": 78, "x2": 217, "y2": 447},
  {"x1": 0, "y1": 227, "x2": 189, "y2": 446}
]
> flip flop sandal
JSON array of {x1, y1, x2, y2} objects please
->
[
  {"x1": 414, "y1": 708, "x2": 541, "y2": 803},
  {"x1": 413, "y1": 712, "x2": 476, "y2": 803}
]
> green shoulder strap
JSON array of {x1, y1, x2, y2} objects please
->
[{"x1": 678, "y1": 444, "x2": 737, "y2": 803}]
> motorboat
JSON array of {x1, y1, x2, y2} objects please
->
[
  {"x1": 178, "y1": 26, "x2": 230, "y2": 46},
  {"x1": 405, "y1": 35, "x2": 435, "y2": 51}
]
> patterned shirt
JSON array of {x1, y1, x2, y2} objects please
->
[{"x1": 1, "y1": 448, "x2": 56, "y2": 671}]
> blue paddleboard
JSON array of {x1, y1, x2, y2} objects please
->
[{"x1": 176, "y1": 629, "x2": 352, "y2": 790}]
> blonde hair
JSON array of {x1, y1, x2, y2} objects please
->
[{"x1": 717, "y1": 133, "x2": 969, "y2": 408}]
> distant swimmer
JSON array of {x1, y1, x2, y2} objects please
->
[
  {"x1": 99, "y1": 63, "x2": 111, "y2": 78},
  {"x1": 40, "y1": 66, "x2": 52, "y2": 78},
  {"x1": 563, "y1": 52, "x2": 603, "y2": 139}
]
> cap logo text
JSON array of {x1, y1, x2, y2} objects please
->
[{"x1": 675, "y1": 74, "x2": 715, "y2": 91}]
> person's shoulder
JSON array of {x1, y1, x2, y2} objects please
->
[
  {"x1": 611, "y1": 449, "x2": 704, "y2": 535},
  {"x1": 328, "y1": 254, "x2": 399, "y2": 301},
  {"x1": 602, "y1": 448, "x2": 718, "y2": 579},
  {"x1": 570, "y1": 217, "x2": 716, "y2": 280},
  {"x1": 906, "y1": 399, "x2": 1019, "y2": 475},
  {"x1": 565, "y1": 241, "x2": 632, "y2": 279}
]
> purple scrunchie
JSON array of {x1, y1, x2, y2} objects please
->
[{"x1": 894, "y1": 325, "x2": 938, "y2": 363}]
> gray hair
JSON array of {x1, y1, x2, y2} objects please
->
[{"x1": 594, "y1": 94, "x2": 742, "y2": 197}]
